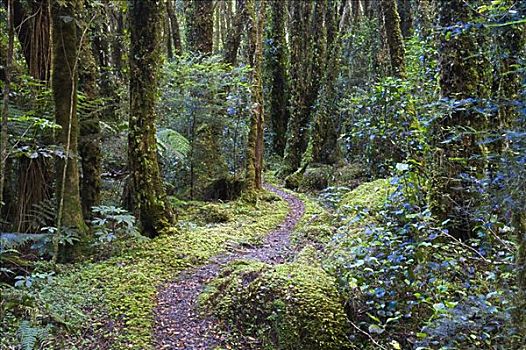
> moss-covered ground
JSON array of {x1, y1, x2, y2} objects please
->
[{"x1": 1, "y1": 194, "x2": 288, "y2": 350}]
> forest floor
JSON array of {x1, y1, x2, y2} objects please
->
[{"x1": 154, "y1": 184, "x2": 305, "y2": 349}]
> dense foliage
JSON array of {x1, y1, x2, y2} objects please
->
[{"x1": 0, "y1": 0, "x2": 525, "y2": 349}]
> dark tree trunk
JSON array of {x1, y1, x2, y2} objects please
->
[
  {"x1": 185, "y1": 0, "x2": 213, "y2": 54},
  {"x1": 128, "y1": 0, "x2": 173, "y2": 237},
  {"x1": 52, "y1": 0, "x2": 87, "y2": 237},
  {"x1": 381, "y1": 0, "x2": 406, "y2": 77},
  {"x1": 398, "y1": 0, "x2": 413, "y2": 38},
  {"x1": 166, "y1": 0, "x2": 182, "y2": 54},
  {"x1": 223, "y1": 0, "x2": 247, "y2": 65},
  {"x1": 79, "y1": 32, "x2": 102, "y2": 218},
  {"x1": 267, "y1": 0, "x2": 289, "y2": 157},
  {"x1": 431, "y1": 0, "x2": 491, "y2": 237},
  {"x1": 246, "y1": 0, "x2": 266, "y2": 190},
  {"x1": 0, "y1": 0, "x2": 14, "y2": 216},
  {"x1": 10, "y1": 0, "x2": 52, "y2": 81},
  {"x1": 282, "y1": 0, "x2": 313, "y2": 175}
]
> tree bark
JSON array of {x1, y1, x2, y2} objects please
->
[
  {"x1": 267, "y1": 0, "x2": 289, "y2": 157},
  {"x1": 52, "y1": 0, "x2": 88, "y2": 238},
  {"x1": 79, "y1": 30, "x2": 102, "y2": 218},
  {"x1": 282, "y1": 0, "x2": 313, "y2": 175},
  {"x1": 185, "y1": 0, "x2": 214, "y2": 54},
  {"x1": 381, "y1": 0, "x2": 406, "y2": 77},
  {"x1": 9, "y1": 0, "x2": 52, "y2": 81},
  {"x1": 0, "y1": 0, "x2": 14, "y2": 215},
  {"x1": 245, "y1": 0, "x2": 266, "y2": 190},
  {"x1": 431, "y1": 0, "x2": 491, "y2": 237},
  {"x1": 223, "y1": 0, "x2": 247, "y2": 65},
  {"x1": 128, "y1": 0, "x2": 173, "y2": 237}
]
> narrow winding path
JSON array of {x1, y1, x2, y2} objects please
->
[{"x1": 154, "y1": 184, "x2": 305, "y2": 349}]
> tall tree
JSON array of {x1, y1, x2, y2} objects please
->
[
  {"x1": 431, "y1": 0, "x2": 491, "y2": 237},
  {"x1": 245, "y1": 0, "x2": 266, "y2": 190},
  {"x1": 166, "y1": 0, "x2": 182, "y2": 55},
  {"x1": 9, "y1": 0, "x2": 52, "y2": 81},
  {"x1": 128, "y1": 0, "x2": 173, "y2": 237},
  {"x1": 398, "y1": 0, "x2": 413, "y2": 38},
  {"x1": 79, "y1": 28, "x2": 102, "y2": 218},
  {"x1": 381, "y1": 0, "x2": 406, "y2": 77},
  {"x1": 310, "y1": 2, "x2": 348, "y2": 165},
  {"x1": 0, "y1": 0, "x2": 14, "y2": 214},
  {"x1": 224, "y1": 0, "x2": 247, "y2": 65},
  {"x1": 185, "y1": 0, "x2": 213, "y2": 54},
  {"x1": 266, "y1": 0, "x2": 289, "y2": 156},
  {"x1": 51, "y1": 0, "x2": 88, "y2": 239},
  {"x1": 281, "y1": 0, "x2": 314, "y2": 176}
]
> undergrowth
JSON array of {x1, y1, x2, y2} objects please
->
[{"x1": 0, "y1": 193, "x2": 288, "y2": 350}]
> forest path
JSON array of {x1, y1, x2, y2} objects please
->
[{"x1": 153, "y1": 184, "x2": 305, "y2": 350}]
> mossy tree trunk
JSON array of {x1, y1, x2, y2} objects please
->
[
  {"x1": 381, "y1": 0, "x2": 406, "y2": 77},
  {"x1": 128, "y1": 0, "x2": 173, "y2": 237},
  {"x1": 282, "y1": 0, "x2": 313, "y2": 176},
  {"x1": 310, "y1": 4, "x2": 347, "y2": 166},
  {"x1": 267, "y1": 0, "x2": 289, "y2": 157},
  {"x1": 224, "y1": 0, "x2": 247, "y2": 66},
  {"x1": 79, "y1": 29, "x2": 101, "y2": 218},
  {"x1": 495, "y1": 10, "x2": 526, "y2": 341},
  {"x1": 0, "y1": 0, "x2": 14, "y2": 215},
  {"x1": 398, "y1": 0, "x2": 413, "y2": 38},
  {"x1": 166, "y1": 0, "x2": 182, "y2": 55},
  {"x1": 52, "y1": 0, "x2": 88, "y2": 237},
  {"x1": 185, "y1": 0, "x2": 213, "y2": 54},
  {"x1": 245, "y1": 0, "x2": 266, "y2": 191},
  {"x1": 430, "y1": 0, "x2": 491, "y2": 237}
]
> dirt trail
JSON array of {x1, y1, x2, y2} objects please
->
[{"x1": 153, "y1": 184, "x2": 305, "y2": 349}]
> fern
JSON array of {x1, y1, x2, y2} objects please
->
[
  {"x1": 26, "y1": 198, "x2": 56, "y2": 230},
  {"x1": 157, "y1": 128, "x2": 191, "y2": 158},
  {"x1": 17, "y1": 320, "x2": 51, "y2": 350}
]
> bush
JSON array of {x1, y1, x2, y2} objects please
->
[{"x1": 200, "y1": 259, "x2": 350, "y2": 350}]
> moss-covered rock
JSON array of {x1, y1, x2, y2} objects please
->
[
  {"x1": 284, "y1": 171, "x2": 303, "y2": 190},
  {"x1": 199, "y1": 204, "x2": 234, "y2": 223},
  {"x1": 339, "y1": 178, "x2": 393, "y2": 215},
  {"x1": 200, "y1": 259, "x2": 350, "y2": 350},
  {"x1": 300, "y1": 164, "x2": 333, "y2": 191}
]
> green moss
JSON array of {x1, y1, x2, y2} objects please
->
[
  {"x1": 300, "y1": 165, "x2": 332, "y2": 191},
  {"x1": 339, "y1": 178, "x2": 393, "y2": 215},
  {"x1": 200, "y1": 259, "x2": 350, "y2": 350},
  {"x1": 28, "y1": 193, "x2": 289, "y2": 350}
]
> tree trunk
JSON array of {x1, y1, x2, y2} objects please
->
[
  {"x1": 0, "y1": 0, "x2": 14, "y2": 215},
  {"x1": 223, "y1": 0, "x2": 247, "y2": 65},
  {"x1": 52, "y1": 0, "x2": 88, "y2": 237},
  {"x1": 166, "y1": 0, "x2": 182, "y2": 54},
  {"x1": 9, "y1": 0, "x2": 52, "y2": 81},
  {"x1": 398, "y1": 0, "x2": 413, "y2": 38},
  {"x1": 381, "y1": 0, "x2": 406, "y2": 77},
  {"x1": 79, "y1": 31, "x2": 102, "y2": 218},
  {"x1": 185, "y1": 0, "x2": 214, "y2": 54},
  {"x1": 267, "y1": 0, "x2": 289, "y2": 157},
  {"x1": 281, "y1": 0, "x2": 313, "y2": 175},
  {"x1": 128, "y1": 0, "x2": 173, "y2": 237},
  {"x1": 430, "y1": 0, "x2": 491, "y2": 237},
  {"x1": 245, "y1": 0, "x2": 266, "y2": 191}
]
